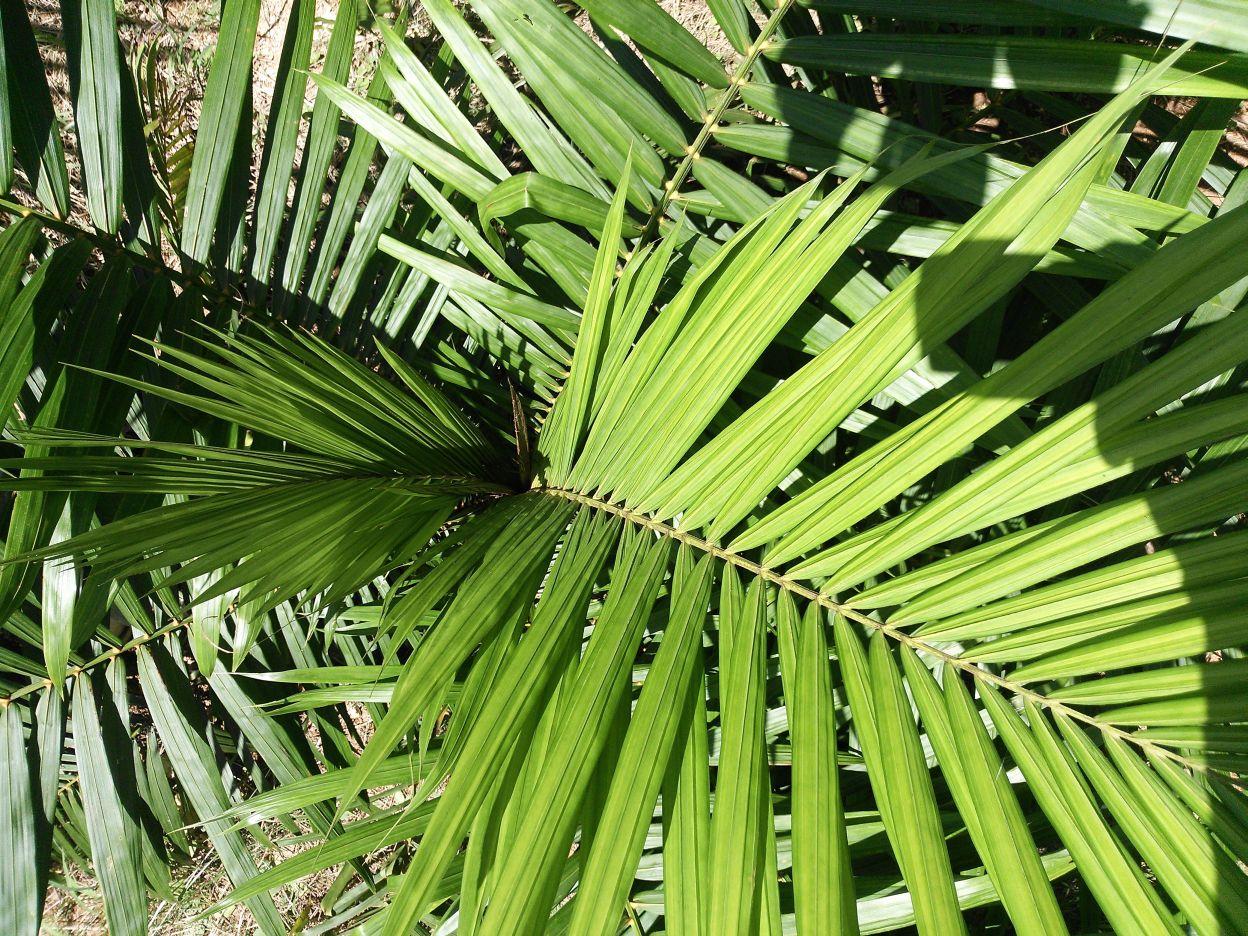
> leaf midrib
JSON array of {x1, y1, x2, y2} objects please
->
[{"x1": 539, "y1": 484, "x2": 1209, "y2": 775}]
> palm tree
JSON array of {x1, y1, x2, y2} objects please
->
[{"x1": 1, "y1": 0, "x2": 1247, "y2": 932}]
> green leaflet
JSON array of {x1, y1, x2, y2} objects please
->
[
  {"x1": 895, "y1": 458, "x2": 1248, "y2": 626},
  {"x1": 570, "y1": 547, "x2": 714, "y2": 933},
  {"x1": 60, "y1": 0, "x2": 122, "y2": 233},
  {"x1": 179, "y1": 0, "x2": 259, "y2": 260},
  {"x1": 380, "y1": 234, "x2": 577, "y2": 331},
  {"x1": 662, "y1": 625, "x2": 711, "y2": 936},
  {"x1": 645, "y1": 55, "x2": 1165, "y2": 536},
  {"x1": 421, "y1": 0, "x2": 605, "y2": 197},
  {"x1": 136, "y1": 644, "x2": 285, "y2": 932},
  {"x1": 212, "y1": 803, "x2": 438, "y2": 910},
  {"x1": 1, "y1": 0, "x2": 71, "y2": 215},
  {"x1": 768, "y1": 34, "x2": 1248, "y2": 96},
  {"x1": 378, "y1": 22, "x2": 508, "y2": 181},
  {"x1": 795, "y1": 292, "x2": 1248, "y2": 587},
  {"x1": 1051, "y1": 657, "x2": 1248, "y2": 709},
  {"x1": 273, "y1": 0, "x2": 363, "y2": 307},
  {"x1": 382, "y1": 510, "x2": 617, "y2": 934},
  {"x1": 539, "y1": 157, "x2": 632, "y2": 482},
  {"x1": 865, "y1": 635, "x2": 968, "y2": 935},
  {"x1": 707, "y1": 575, "x2": 772, "y2": 933},
  {"x1": 1058, "y1": 717, "x2": 1248, "y2": 933},
  {"x1": 478, "y1": 526, "x2": 671, "y2": 933},
  {"x1": 900, "y1": 648, "x2": 1068, "y2": 936},
  {"x1": 72, "y1": 674, "x2": 148, "y2": 936},
  {"x1": 470, "y1": 0, "x2": 676, "y2": 198},
  {"x1": 706, "y1": 48, "x2": 1200, "y2": 549},
  {"x1": 776, "y1": 595, "x2": 857, "y2": 935},
  {"x1": 335, "y1": 494, "x2": 573, "y2": 820},
  {"x1": 0, "y1": 6, "x2": 15, "y2": 190},
  {"x1": 0, "y1": 704, "x2": 38, "y2": 936},
  {"x1": 736, "y1": 81, "x2": 1196, "y2": 255},
  {"x1": 981, "y1": 690, "x2": 1182, "y2": 935},
  {"x1": 1020, "y1": 0, "x2": 1248, "y2": 52},
  {"x1": 247, "y1": 0, "x2": 314, "y2": 285},
  {"x1": 478, "y1": 173, "x2": 643, "y2": 247},
  {"x1": 300, "y1": 65, "x2": 395, "y2": 312},
  {"x1": 913, "y1": 531, "x2": 1248, "y2": 641},
  {"x1": 578, "y1": 0, "x2": 727, "y2": 88}
]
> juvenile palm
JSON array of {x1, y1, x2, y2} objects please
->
[{"x1": 1, "y1": 0, "x2": 1247, "y2": 933}]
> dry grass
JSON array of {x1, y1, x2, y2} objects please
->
[
  {"x1": 42, "y1": 821, "x2": 346, "y2": 936},
  {"x1": 42, "y1": 699, "x2": 397, "y2": 935}
]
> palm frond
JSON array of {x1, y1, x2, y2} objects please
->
[{"x1": 0, "y1": 0, "x2": 1246, "y2": 932}]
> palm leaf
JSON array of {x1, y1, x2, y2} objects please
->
[{"x1": 0, "y1": 1, "x2": 1246, "y2": 932}]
